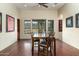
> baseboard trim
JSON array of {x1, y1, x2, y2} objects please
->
[
  {"x1": 57, "y1": 39, "x2": 79, "y2": 50},
  {"x1": 20, "y1": 39, "x2": 31, "y2": 40},
  {"x1": 0, "y1": 41, "x2": 17, "y2": 52}
]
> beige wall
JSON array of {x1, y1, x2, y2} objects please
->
[
  {"x1": 0, "y1": 3, "x2": 19, "y2": 51},
  {"x1": 58, "y1": 3, "x2": 79, "y2": 49},
  {"x1": 19, "y1": 9, "x2": 61, "y2": 39}
]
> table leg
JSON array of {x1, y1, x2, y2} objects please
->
[
  {"x1": 54, "y1": 38, "x2": 56, "y2": 56},
  {"x1": 38, "y1": 38, "x2": 40, "y2": 56},
  {"x1": 32, "y1": 37, "x2": 34, "y2": 56}
]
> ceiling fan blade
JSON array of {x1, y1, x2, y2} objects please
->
[
  {"x1": 38, "y1": 3, "x2": 48, "y2": 8},
  {"x1": 39, "y1": 3, "x2": 47, "y2": 5}
]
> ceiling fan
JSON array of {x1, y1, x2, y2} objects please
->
[
  {"x1": 38, "y1": 3, "x2": 58, "y2": 8},
  {"x1": 38, "y1": 3, "x2": 48, "y2": 8}
]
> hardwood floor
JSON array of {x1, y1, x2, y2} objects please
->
[{"x1": 0, "y1": 39, "x2": 79, "y2": 56}]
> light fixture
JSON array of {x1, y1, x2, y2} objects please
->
[
  {"x1": 24, "y1": 4, "x2": 27, "y2": 7},
  {"x1": 60, "y1": 14, "x2": 63, "y2": 19},
  {"x1": 52, "y1": 3, "x2": 57, "y2": 7},
  {"x1": 52, "y1": 4, "x2": 55, "y2": 7},
  {"x1": 38, "y1": 5, "x2": 41, "y2": 7}
]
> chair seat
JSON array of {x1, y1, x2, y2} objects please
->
[
  {"x1": 40, "y1": 40, "x2": 47, "y2": 47},
  {"x1": 34, "y1": 39, "x2": 39, "y2": 42}
]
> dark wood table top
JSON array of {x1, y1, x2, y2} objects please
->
[{"x1": 32, "y1": 33, "x2": 49, "y2": 39}]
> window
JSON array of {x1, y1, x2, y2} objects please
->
[
  {"x1": 38, "y1": 20, "x2": 46, "y2": 33},
  {"x1": 32, "y1": 20, "x2": 46, "y2": 33},
  {"x1": 24, "y1": 20, "x2": 31, "y2": 34},
  {"x1": 32, "y1": 20, "x2": 38, "y2": 32},
  {"x1": 48, "y1": 20, "x2": 54, "y2": 33}
]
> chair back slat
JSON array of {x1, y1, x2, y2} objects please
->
[{"x1": 47, "y1": 32, "x2": 55, "y2": 47}]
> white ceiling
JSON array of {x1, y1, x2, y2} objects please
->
[{"x1": 14, "y1": 3, "x2": 65, "y2": 10}]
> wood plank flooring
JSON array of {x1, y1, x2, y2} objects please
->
[{"x1": 0, "y1": 39, "x2": 79, "y2": 56}]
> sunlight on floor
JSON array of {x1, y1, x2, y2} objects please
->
[{"x1": 24, "y1": 42, "x2": 31, "y2": 49}]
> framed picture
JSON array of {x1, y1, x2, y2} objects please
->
[
  {"x1": 0, "y1": 13, "x2": 2, "y2": 32},
  {"x1": 6, "y1": 14, "x2": 15, "y2": 32},
  {"x1": 66, "y1": 16, "x2": 73, "y2": 27},
  {"x1": 75, "y1": 13, "x2": 79, "y2": 28},
  {"x1": 59, "y1": 20, "x2": 62, "y2": 32}
]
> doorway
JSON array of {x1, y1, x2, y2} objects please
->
[{"x1": 17, "y1": 19, "x2": 20, "y2": 41}]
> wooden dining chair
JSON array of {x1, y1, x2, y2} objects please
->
[
  {"x1": 32, "y1": 32, "x2": 39, "y2": 45},
  {"x1": 39, "y1": 32, "x2": 56, "y2": 56},
  {"x1": 31, "y1": 32, "x2": 39, "y2": 55}
]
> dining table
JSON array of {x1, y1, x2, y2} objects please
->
[{"x1": 31, "y1": 32, "x2": 56, "y2": 56}]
